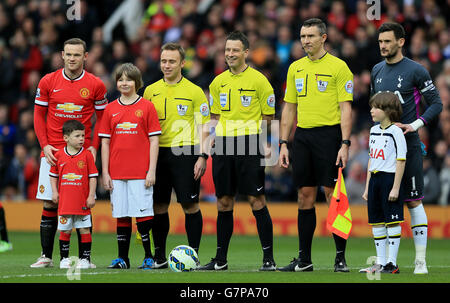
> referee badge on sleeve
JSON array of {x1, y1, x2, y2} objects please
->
[
  {"x1": 267, "y1": 94, "x2": 275, "y2": 108},
  {"x1": 220, "y1": 93, "x2": 227, "y2": 108},
  {"x1": 345, "y1": 80, "x2": 353, "y2": 94},
  {"x1": 295, "y1": 78, "x2": 304, "y2": 93},
  {"x1": 200, "y1": 103, "x2": 209, "y2": 117}
]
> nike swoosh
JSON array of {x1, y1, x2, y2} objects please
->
[
  {"x1": 153, "y1": 93, "x2": 160, "y2": 96},
  {"x1": 112, "y1": 113, "x2": 120, "y2": 117},
  {"x1": 257, "y1": 186, "x2": 263, "y2": 191},
  {"x1": 53, "y1": 89, "x2": 62, "y2": 92},
  {"x1": 214, "y1": 263, "x2": 227, "y2": 270},
  {"x1": 82, "y1": 218, "x2": 88, "y2": 221},
  {"x1": 294, "y1": 263, "x2": 313, "y2": 272},
  {"x1": 140, "y1": 208, "x2": 146, "y2": 212},
  {"x1": 60, "y1": 163, "x2": 66, "y2": 167},
  {"x1": 262, "y1": 246, "x2": 271, "y2": 250},
  {"x1": 191, "y1": 194, "x2": 198, "y2": 199},
  {"x1": 220, "y1": 84, "x2": 227, "y2": 88}
]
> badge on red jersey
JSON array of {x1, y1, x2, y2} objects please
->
[{"x1": 80, "y1": 88, "x2": 90, "y2": 98}]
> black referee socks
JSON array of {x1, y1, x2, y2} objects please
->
[
  {"x1": 185, "y1": 210, "x2": 203, "y2": 254},
  {"x1": 216, "y1": 210, "x2": 233, "y2": 262},
  {"x1": 298, "y1": 208, "x2": 316, "y2": 264},
  {"x1": 252, "y1": 206, "x2": 274, "y2": 261}
]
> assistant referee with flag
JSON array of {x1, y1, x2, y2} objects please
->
[{"x1": 278, "y1": 18, "x2": 354, "y2": 272}]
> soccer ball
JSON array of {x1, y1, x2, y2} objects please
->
[{"x1": 168, "y1": 245, "x2": 200, "y2": 272}]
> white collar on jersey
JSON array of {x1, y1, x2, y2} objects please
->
[
  {"x1": 62, "y1": 69, "x2": 85, "y2": 81},
  {"x1": 64, "y1": 146, "x2": 84, "y2": 157}
]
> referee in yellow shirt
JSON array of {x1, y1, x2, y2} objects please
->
[
  {"x1": 143, "y1": 43, "x2": 210, "y2": 268},
  {"x1": 278, "y1": 18, "x2": 353, "y2": 272},
  {"x1": 198, "y1": 31, "x2": 277, "y2": 271}
]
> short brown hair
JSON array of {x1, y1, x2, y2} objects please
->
[
  {"x1": 161, "y1": 42, "x2": 185, "y2": 61},
  {"x1": 114, "y1": 63, "x2": 143, "y2": 92},
  {"x1": 369, "y1": 91, "x2": 403, "y2": 122},
  {"x1": 62, "y1": 120, "x2": 85, "y2": 136},
  {"x1": 226, "y1": 31, "x2": 250, "y2": 50},
  {"x1": 302, "y1": 18, "x2": 327, "y2": 36},
  {"x1": 63, "y1": 38, "x2": 87, "y2": 53}
]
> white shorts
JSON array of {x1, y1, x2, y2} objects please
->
[
  {"x1": 110, "y1": 179, "x2": 154, "y2": 218},
  {"x1": 36, "y1": 157, "x2": 52, "y2": 201},
  {"x1": 58, "y1": 215, "x2": 92, "y2": 231}
]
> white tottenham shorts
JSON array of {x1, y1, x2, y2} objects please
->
[
  {"x1": 110, "y1": 179, "x2": 154, "y2": 218},
  {"x1": 58, "y1": 214, "x2": 92, "y2": 231},
  {"x1": 36, "y1": 157, "x2": 53, "y2": 201}
]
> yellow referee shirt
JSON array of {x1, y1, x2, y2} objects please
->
[
  {"x1": 284, "y1": 52, "x2": 353, "y2": 128},
  {"x1": 210, "y1": 66, "x2": 275, "y2": 137},
  {"x1": 143, "y1": 77, "x2": 210, "y2": 147}
]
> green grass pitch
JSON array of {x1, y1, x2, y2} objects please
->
[{"x1": 1, "y1": 232, "x2": 450, "y2": 284}]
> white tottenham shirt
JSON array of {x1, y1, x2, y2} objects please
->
[{"x1": 368, "y1": 124, "x2": 407, "y2": 173}]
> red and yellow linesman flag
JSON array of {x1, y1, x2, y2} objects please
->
[{"x1": 326, "y1": 166, "x2": 352, "y2": 239}]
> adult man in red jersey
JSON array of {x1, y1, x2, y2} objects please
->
[{"x1": 31, "y1": 38, "x2": 107, "y2": 268}]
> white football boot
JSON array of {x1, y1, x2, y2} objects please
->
[
  {"x1": 59, "y1": 258, "x2": 71, "y2": 269},
  {"x1": 414, "y1": 259, "x2": 428, "y2": 274},
  {"x1": 76, "y1": 258, "x2": 96, "y2": 269},
  {"x1": 30, "y1": 254, "x2": 54, "y2": 268}
]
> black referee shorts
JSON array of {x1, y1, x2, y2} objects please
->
[
  {"x1": 212, "y1": 135, "x2": 265, "y2": 198},
  {"x1": 153, "y1": 146, "x2": 201, "y2": 205},
  {"x1": 367, "y1": 172, "x2": 404, "y2": 225},
  {"x1": 291, "y1": 125, "x2": 341, "y2": 188}
]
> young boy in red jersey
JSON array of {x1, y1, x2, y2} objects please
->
[
  {"x1": 50, "y1": 120, "x2": 98, "y2": 269},
  {"x1": 99, "y1": 63, "x2": 161, "y2": 269}
]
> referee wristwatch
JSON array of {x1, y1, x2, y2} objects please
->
[
  {"x1": 341, "y1": 140, "x2": 351, "y2": 147},
  {"x1": 200, "y1": 153, "x2": 209, "y2": 160},
  {"x1": 279, "y1": 139, "x2": 288, "y2": 147}
]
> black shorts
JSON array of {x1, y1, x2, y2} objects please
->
[
  {"x1": 402, "y1": 134, "x2": 424, "y2": 202},
  {"x1": 367, "y1": 172, "x2": 404, "y2": 225},
  {"x1": 291, "y1": 125, "x2": 341, "y2": 188},
  {"x1": 212, "y1": 135, "x2": 265, "y2": 198},
  {"x1": 153, "y1": 146, "x2": 201, "y2": 205}
]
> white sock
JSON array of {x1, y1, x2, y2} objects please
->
[
  {"x1": 387, "y1": 225, "x2": 401, "y2": 266},
  {"x1": 409, "y1": 204, "x2": 428, "y2": 261},
  {"x1": 372, "y1": 226, "x2": 387, "y2": 266}
]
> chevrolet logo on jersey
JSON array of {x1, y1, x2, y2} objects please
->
[
  {"x1": 117, "y1": 122, "x2": 138, "y2": 130},
  {"x1": 62, "y1": 173, "x2": 83, "y2": 181},
  {"x1": 56, "y1": 103, "x2": 84, "y2": 113}
]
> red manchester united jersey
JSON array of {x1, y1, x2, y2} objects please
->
[
  {"x1": 98, "y1": 97, "x2": 161, "y2": 179},
  {"x1": 34, "y1": 68, "x2": 108, "y2": 151},
  {"x1": 49, "y1": 147, "x2": 98, "y2": 216}
]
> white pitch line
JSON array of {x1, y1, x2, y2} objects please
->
[{"x1": 0, "y1": 271, "x2": 120, "y2": 279}]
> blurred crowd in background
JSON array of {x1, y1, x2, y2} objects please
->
[{"x1": 0, "y1": 0, "x2": 448, "y2": 204}]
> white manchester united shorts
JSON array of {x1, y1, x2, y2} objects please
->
[
  {"x1": 58, "y1": 215, "x2": 92, "y2": 231},
  {"x1": 110, "y1": 179, "x2": 154, "y2": 218},
  {"x1": 36, "y1": 157, "x2": 53, "y2": 200}
]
